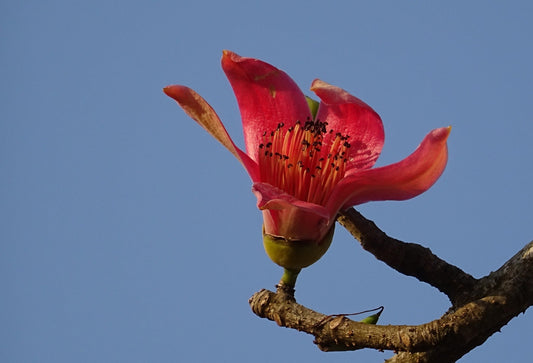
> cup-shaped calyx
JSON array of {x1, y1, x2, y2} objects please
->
[{"x1": 262, "y1": 225, "x2": 335, "y2": 270}]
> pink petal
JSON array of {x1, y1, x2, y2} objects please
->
[
  {"x1": 221, "y1": 50, "x2": 312, "y2": 162},
  {"x1": 252, "y1": 182, "x2": 333, "y2": 241},
  {"x1": 326, "y1": 127, "x2": 451, "y2": 212},
  {"x1": 311, "y1": 79, "x2": 385, "y2": 171},
  {"x1": 164, "y1": 85, "x2": 259, "y2": 181}
]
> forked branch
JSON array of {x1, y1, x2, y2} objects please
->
[{"x1": 249, "y1": 208, "x2": 533, "y2": 362}]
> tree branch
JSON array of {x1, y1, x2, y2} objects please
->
[
  {"x1": 337, "y1": 208, "x2": 477, "y2": 306},
  {"x1": 250, "y1": 209, "x2": 533, "y2": 362}
]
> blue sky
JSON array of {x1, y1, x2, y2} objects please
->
[{"x1": 2, "y1": 1, "x2": 532, "y2": 362}]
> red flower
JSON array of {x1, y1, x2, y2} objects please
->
[{"x1": 164, "y1": 50, "x2": 450, "y2": 270}]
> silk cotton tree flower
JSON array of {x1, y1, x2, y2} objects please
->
[{"x1": 164, "y1": 50, "x2": 450, "y2": 290}]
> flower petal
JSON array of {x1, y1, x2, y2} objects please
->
[
  {"x1": 326, "y1": 127, "x2": 451, "y2": 211},
  {"x1": 221, "y1": 50, "x2": 312, "y2": 161},
  {"x1": 252, "y1": 182, "x2": 333, "y2": 241},
  {"x1": 311, "y1": 79, "x2": 385, "y2": 171},
  {"x1": 164, "y1": 85, "x2": 259, "y2": 181}
]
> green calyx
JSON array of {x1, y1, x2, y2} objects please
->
[{"x1": 262, "y1": 225, "x2": 335, "y2": 270}]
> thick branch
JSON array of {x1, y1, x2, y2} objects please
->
[
  {"x1": 250, "y1": 289, "x2": 525, "y2": 359},
  {"x1": 337, "y1": 208, "x2": 477, "y2": 306}
]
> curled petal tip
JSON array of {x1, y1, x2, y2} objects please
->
[
  {"x1": 221, "y1": 49, "x2": 242, "y2": 65},
  {"x1": 221, "y1": 49, "x2": 232, "y2": 58},
  {"x1": 162, "y1": 85, "x2": 172, "y2": 96},
  {"x1": 222, "y1": 49, "x2": 236, "y2": 56},
  {"x1": 309, "y1": 78, "x2": 327, "y2": 91},
  {"x1": 432, "y1": 126, "x2": 452, "y2": 142},
  {"x1": 163, "y1": 84, "x2": 184, "y2": 101}
]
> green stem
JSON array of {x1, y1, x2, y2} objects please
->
[
  {"x1": 276, "y1": 268, "x2": 301, "y2": 299},
  {"x1": 280, "y1": 268, "x2": 301, "y2": 288}
]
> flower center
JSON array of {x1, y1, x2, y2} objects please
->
[{"x1": 258, "y1": 118, "x2": 351, "y2": 206}]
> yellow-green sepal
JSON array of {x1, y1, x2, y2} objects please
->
[{"x1": 305, "y1": 96, "x2": 320, "y2": 119}]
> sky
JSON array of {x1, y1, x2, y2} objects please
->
[{"x1": 2, "y1": 1, "x2": 532, "y2": 362}]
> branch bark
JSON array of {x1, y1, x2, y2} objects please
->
[
  {"x1": 249, "y1": 208, "x2": 533, "y2": 362},
  {"x1": 336, "y1": 208, "x2": 477, "y2": 307}
]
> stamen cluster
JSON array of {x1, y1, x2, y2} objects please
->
[{"x1": 258, "y1": 118, "x2": 351, "y2": 205}]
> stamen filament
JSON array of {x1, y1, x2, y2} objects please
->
[{"x1": 258, "y1": 119, "x2": 350, "y2": 206}]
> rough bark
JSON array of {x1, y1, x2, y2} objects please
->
[{"x1": 249, "y1": 208, "x2": 533, "y2": 362}]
